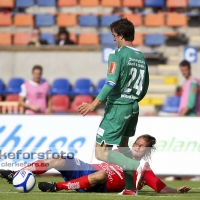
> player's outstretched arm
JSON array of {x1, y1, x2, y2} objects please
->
[{"x1": 160, "y1": 186, "x2": 191, "y2": 193}]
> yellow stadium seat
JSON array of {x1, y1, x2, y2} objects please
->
[
  {"x1": 151, "y1": 98, "x2": 163, "y2": 105},
  {"x1": 139, "y1": 98, "x2": 151, "y2": 105},
  {"x1": 164, "y1": 76, "x2": 178, "y2": 84}
]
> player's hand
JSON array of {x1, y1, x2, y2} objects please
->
[
  {"x1": 177, "y1": 186, "x2": 191, "y2": 193},
  {"x1": 30, "y1": 105, "x2": 41, "y2": 112},
  {"x1": 78, "y1": 102, "x2": 96, "y2": 116}
]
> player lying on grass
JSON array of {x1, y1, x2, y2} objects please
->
[{"x1": 0, "y1": 134, "x2": 191, "y2": 195}]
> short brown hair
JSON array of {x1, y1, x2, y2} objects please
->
[
  {"x1": 110, "y1": 18, "x2": 135, "y2": 42},
  {"x1": 32, "y1": 65, "x2": 43, "y2": 73},
  {"x1": 137, "y1": 134, "x2": 156, "y2": 161},
  {"x1": 179, "y1": 60, "x2": 191, "y2": 69}
]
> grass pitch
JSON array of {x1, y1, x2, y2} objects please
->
[{"x1": 0, "y1": 176, "x2": 200, "y2": 200}]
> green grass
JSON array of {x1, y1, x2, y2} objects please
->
[{"x1": 0, "y1": 176, "x2": 200, "y2": 200}]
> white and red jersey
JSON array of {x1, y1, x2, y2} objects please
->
[{"x1": 92, "y1": 162, "x2": 166, "y2": 193}]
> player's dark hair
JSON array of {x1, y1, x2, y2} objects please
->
[
  {"x1": 138, "y1": 134, "x2": 156, "y2": 161},
  {"x1": 32, "y1": 65, "x2": 43, "y2": 73},
  {"x1": 179, "y1": 60, "x2": 191, "y2": 69},
  {"x1": 110, "y1": 18, "x2": 135, "y2": 41}
]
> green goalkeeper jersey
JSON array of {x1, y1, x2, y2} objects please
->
[{"x1": 104, "y1": 46, "x2": 149, "y2": 105}]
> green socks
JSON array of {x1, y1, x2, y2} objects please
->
[
  {"x1": 107, "y1": 150, "x2": 139, "y2": 190},
  {"x1": 107, "y1": 150, "x2": 139, "y2": 170}
]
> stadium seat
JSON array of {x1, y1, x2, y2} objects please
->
[
  {"x1": 0, "y1": 13, "x2": 12, "y2": 26},
  {"x1": 145, "y1": 13, "x2": 165, "y2": 26},
  {"x1": 122, "y1": 0, "x2": 143, "y2": 8},
  {"x1": 69, "y1": 33, "x2": 77, "y2": 44},
  {"x1": 58, "y1": 0, "x2": 78, "y2": 7},
  {"x1": 0, "y1": 79, "x2": 4, "y2": 94},
  {"x1": 78, "y1": 33, "x2": 99, "y2": 45},
  {"x1": 80, "y1": 0, "x2": 99, "y2": 6},
  {"x1": 93, "y1": 79, "x2": 106, "y2": 95},
  {"x1": 70, "y1": 95, "x2": 93, "y2": 112},
  {"x1": 101, "y1": 15, "x2": 121, "y2": 27},
  {"x1": 100, "y1": 33, "x2": 116, "y2": 45},
  {"x1": 5, "y1": 78, "x2": 24, "y2": 94},
  {"x1": 161, "y1": 96, "x2": 180, "y2": 113},
  {"x1": 40, "y1": 33, "x2": 55, "y2": 45},
  {"x1": 14, "y1": 14, "x2": 34, "y2": 26},
  {"x1": 37, "y1": 0, "x2": 56, "y2": 7},
  {"x1": 189, "y1": 0, "x2": 200, "y2": 7},
  {"x1": 16, "y1": 0, "x2": 35, "y2": 8},
  {"x1": 0, "y1": 33, "x2": 12, "y2": 45},
  {"x1": 0, "y1": 0, "x2": 14, "y2": 8},
  {"x1": 145, "y1": 34, "x2": 165, "y2": 46},
  {"x1": 145, "y1": 0, "x2": 165, "y2": 7},
  {"x1": 79, "y1": 15, "x2": 98, "y2": 27},
  {"x1": 13, "y1": 33, "x2": 32, "y2": 45},
  {"x1": 122, "y1": 14, "x2": 143, "y2": 26},
  {"x1": 101, "y1": 0, "x2": 121, "y2": 7},
  {"x1": 167, "y1": 0, "x2": 187, "y2": 8},
  {"x1": 57, "y1": 14, "x2": 77, "y2": 26},
  {"x1": 5, "y1": 94, "x2": 19, "y2": 101},
  {"x1": 35, "y1": 14, "x2": 55, "y2": 27},
  {"x1": 50, "y1": 78, "x2": 70, "y2": 95},
  {"x1": 51, "y1": 95, "x2": 70, "y2": 113},
  {"x1": 71, "y1": 78, "x2": 93, "y2": 95},
  {"x1": 166, "y1": 13, "x2": 187, "y2": 27},
  {"x1": 133, "y1": 33, "x2": 143, "y2": 46}
]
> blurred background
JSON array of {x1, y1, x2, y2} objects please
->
[{"x1": 0, "y1": 0, "x2": 200, "y2": 178}]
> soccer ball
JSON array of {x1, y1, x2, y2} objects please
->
[{"x1": 13, "y1": 170, "x2": 36, "y2": 193}]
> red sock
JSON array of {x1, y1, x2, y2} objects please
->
[
  {"x1": 56, "y1": 175, "x2": 91, "y2": 191},
  {"x1": 16, "y1": 160, "x2": 48, "y2": 174}
]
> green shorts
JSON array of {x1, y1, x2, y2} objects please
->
[{"x1": 96, "y1": 102, "x2": 139, "y2": 146}]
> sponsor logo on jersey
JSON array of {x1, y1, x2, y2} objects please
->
[{"x1": 109, "y1": 62, "x2": 117, "y2": 74}]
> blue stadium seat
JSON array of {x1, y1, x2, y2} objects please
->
[
  {"x1": 189, "y1": 0, "x2": 200, "y2": 7},
  {"x1": 100, "y1": 33, "x2": 116, "y2": 45},
  {"x1": 0, "y1": 79, "x2": 4, "y2": 94},
  {"x1": 93, "y1": 79, "x2": 106, "y2": 95},
  {"x1": 145, "y1": 0, "x2": 165, "y2": 7},
  {"x1": 40, "y1": 33, "x2": 55, "y2": 45},
  {"x1": 161, "y1": 96, "x2": 180, "y2": 113},
  {"x1": 79, "y1": 15, "x2": 98, "y2": 27},
  {"x1": 71, "y1": 78, "x2": 93, "y2": 95},
  {"x1": 35, "y1": 14, "x2": 55, "y2": 27},
  {"x1": 50, "y1": 78, "x2": 70, "y2": 95},
  {"x1": 145, "y1": 34, "x2": 165, "y2": 46},
  {"x1": 5, "y1": 78, "x2": 24, "y2": 94},
  {"x1": 37, "y1": 0, "x2": 56, "y2": 7},
  {"x1": 16, "y1": 0, "x2": 35, "y2": 8},
  {"x1": 101, "y1": 15, "x2": 120, "y2": 27}
]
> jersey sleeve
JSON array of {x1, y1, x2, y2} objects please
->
[
  {"x1": 19, "y1": 83, "x2": 26, "y2": 97},
  {"x1": 138, "y1": 60, "x2": 149, "y2": 101},
  {"x1": 97, "y1": 50, "x2": 120, "y2": 101},
  {"x1": 144, "y1": 168, "x2": 166, "y2": 193},
  {"x1": 105, "y1": 50, "x2": 121, "y2": 87},
  {"x1": 187, "y1": 81, "x2": 198, "y2": 109}
]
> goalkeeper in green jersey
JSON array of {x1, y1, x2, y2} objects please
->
[{"x1": 78, "y1": 18, "x2": 149, "y2": 195}]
